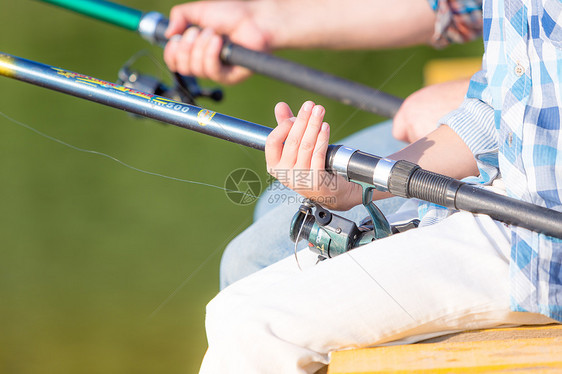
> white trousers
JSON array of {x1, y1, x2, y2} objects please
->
[{"x1": 200, "y1": 210, "x2": 554, "y2": 374}]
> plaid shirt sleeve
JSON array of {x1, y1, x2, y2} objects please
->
[
  {"x1": 438, "y1": 53, "x2": 499, "y2": 183},
  {"x1": 427, "y1": 0, "x2": 483, "y2": 47},
  {"x1": 433, "y1": 0, "x2": 562, "y2": 322}
]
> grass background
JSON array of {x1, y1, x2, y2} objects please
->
[{"x1": 0, "y1": 1, "x2": 483, "y2": 373}]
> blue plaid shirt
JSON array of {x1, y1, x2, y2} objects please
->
[{"x1": 436, "y1": 0, "x2": 562, "y2": 322}]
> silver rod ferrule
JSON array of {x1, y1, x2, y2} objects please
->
[
  {"x1": 138, "y1": 12, "x2": 165, "y2": 44},
  {"x1": 372, "y1": 158, "x2": 396, "y2": 191},
  {"x1": 331, "y1": 146, "x2": 356, "y2": 180}
]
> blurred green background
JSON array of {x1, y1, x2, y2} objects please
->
[{"x1": 0, "y1": 1, "x2": 483, "y2": 373}]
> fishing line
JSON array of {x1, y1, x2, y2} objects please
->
[
  {"x1": 297, "y1": 52, "x2": 418, "y2": 320},
  {"x1": 346, "y1": 251, "x2": 417, "y2": 322},
  {"x1": 0, "y1": 109, "x2": 261, "y2": 320},
  {"x1": 329, "y1": 52, "x2": 416, "y2": 142},
  {"x1": 126, "y1": 49, "x2": 198, "y2": 105},
  {"x1": 2, "y1": 50, "x2": 418, "y2": 321},
  {"x1": 378, "y1": 53, "x2": 417, "y2": 95},
  {"x1": 293, "y1": 208, "x2": 311, "y2": 271},
  {"x1": 147, "y1": 216, "x2": 252, "y2": 321},
  {"x1": 123, "y1": 49, "x2": 168, "y2": 81},
  {"x1": 0, "y1": 110, "x2": 258, "y2": 199}
]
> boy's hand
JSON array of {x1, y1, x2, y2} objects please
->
[
  {"x1": 265, "y1": 102, "x2": 362, "y2": 210},
  {"x1": 163, "y1": 1, "x2": 272, "y2": 85}
]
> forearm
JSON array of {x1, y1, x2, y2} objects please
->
[
  {"x1": 348, "y1": 124, "x2": 479, "y2": 205},
  {"x1": 252, "y1": 0, "x2": 437, "y2": 50},
  {"x1": 390, "y1": 125, "x2": 478, "y2": 178}
]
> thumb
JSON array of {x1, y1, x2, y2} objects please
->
[
  {"x1": 274, "y1": 102, "x2": 294, "y2": 125},
  {"x1": 165, "y1": 5, "x2": 196, "y2": 38}
]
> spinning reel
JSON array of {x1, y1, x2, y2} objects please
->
[
  {"x1": 116, "y1": 55, "x2": 223, "y2": 106},
  {"x1": 290, "y1": 185, "x2": 419, "y2": 261}
]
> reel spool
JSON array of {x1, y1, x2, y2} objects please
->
[
  {"x1": 290, "y1": 198, "x2": 419, "y2": 261},
  {"x1": 116, "y1": 58, "x2": 223, "y2": 106}
]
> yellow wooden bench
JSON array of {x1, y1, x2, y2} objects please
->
[
  {"x1": 423, "y1": 57, "x2": 482, "y2": 85},
  {"x1": 327, "y1": 324, "x2": 562, "y2": 373}
]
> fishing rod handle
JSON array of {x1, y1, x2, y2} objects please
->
[
  {"x1": 220, "y1": 42, "x2": 403, "y2": 118},
  {"x1": 326, "y1": 145, "x2": 562, "y2": 238},
  {"x1": 141, "y1": 15, "x2": 404, "y2": 118}
]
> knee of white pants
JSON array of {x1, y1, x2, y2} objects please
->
[
  {"x1": 219, "y1": 211, "x2": 296, "y2": 289},
  {"x1": 205, "y1": 288, "x2": 284, "y2": 351},
  {"x1": 219, "y1": 231, "x2": 290, "y2": 289},
  {"x1": 203, "y1": 291, "x2": 271, "y2": 372},
  {"x1": 219, "y1": 238, "x2": 250, "y2": 289},
  {"x1": 203, "y1": 287, "x2": 329, "y2": 374}
]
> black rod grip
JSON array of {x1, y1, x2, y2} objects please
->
[
  {"x1": 404, "y1": 167, "x2": 462, "y2": 208},
  {"x1": 153, "y1": 18, "x2": 169, "y2": 45},
  {"x1": 387, "y1": 164, "x2": 562, "y2": 238},
  {"x1": 152, "y1": 18, "x2": 403, "y2": 117},
  {"x1": 455, "y1": 184, "x2": 562, "y2": 238},
  {"x1": 221, "y1": 42, "x2": 403, "y2": 118}
]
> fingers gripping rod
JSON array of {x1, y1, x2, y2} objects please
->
[
  {"x1": 1, "y1": 52, "x2": 561, "y2": 239},
  {"x1": 36, "y1": 0, "x2": 404, "y2": 117}
]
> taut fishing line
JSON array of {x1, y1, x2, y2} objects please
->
[
  {"x1": 301, "y1": 52, "x2": 418, "y2": 321},
  {"x1": 293, "y1": 208, "x2": 310, "y2": 271},
  {"x1": 0, "y1": 110, "x2": 257, "y2": 199},
  {"x1": 0, "y1": 107, "x2": 416, "y2": 321},
  {"x1": 125, "y1": 49, "x2": 197, "y2": 105},
  {"x1": 0, "y1": 50, "x2": 419, "y2": 322},
  {"x1": 329, "y1": 52, "x2": 416, "y2": 142},
  {"x1": 0, "y1": 109, "x2": 260, "y2": 319},
  {"x1": 147, "y1": 216, "x2": 252, "y2": 320}
]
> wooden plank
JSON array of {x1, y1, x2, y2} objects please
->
[
  {"x1": 423, "y1": 57, "x2": 481, "y2": 85},
  {"x1": 328, "y1": 326, "x2": 562, "y2": 374},
  {"x1": 421, "y1": 324, "x2": 562, "y2": 344}
]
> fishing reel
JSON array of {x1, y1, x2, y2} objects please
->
[
  {"x1": 116, "y1": 58, "x2": 223, "y2": 106},
  {"x1": 290, "y1": 185, "x2": 419, "y2": 261}
]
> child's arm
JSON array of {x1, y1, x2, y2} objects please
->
[
  {"x1": 265, "y1": 102, "x2": 479, "y2": 211},
  {"x1": 163, "y1": 0, "x2": 437, "y2": 85}
]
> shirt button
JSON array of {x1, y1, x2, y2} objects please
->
[
  {"x1": 515, "y1": 63, "x2": 525, "y2": 76},
  {"x1": 508, "y1": 133, "x2": 513, "y2": 146}
]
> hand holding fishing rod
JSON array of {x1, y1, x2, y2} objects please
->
[
  {"x1": 1, "y1": 52, "x2": 561, "y2": 244},
  {"x1": 36, "y1": 0, "x2": 406, "y2": 117}
]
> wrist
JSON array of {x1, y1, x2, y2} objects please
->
[
  {"x1": 249, "y1": 0, "x2": 318, "y2": 50},
  {"x1": 333, "y1": 181, "x2": 363, "y2": 211},
  {"x1": 249, "y1": 0, "x2": 285, "y2": 50}
]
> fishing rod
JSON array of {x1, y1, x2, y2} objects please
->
[
  {"x1": 1, "y1": 52, "x2": 561, "y2": 252},
  {"x1": 35, "y1": 0, "x2": 404, "y2": 118}
]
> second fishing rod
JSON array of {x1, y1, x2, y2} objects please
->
[
  {"x1": 1, "y1": 52, "x2": 561, "y2": 243},
  {"x1": 36, "y1": 0, "x2": 404, "y2": 118}
]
